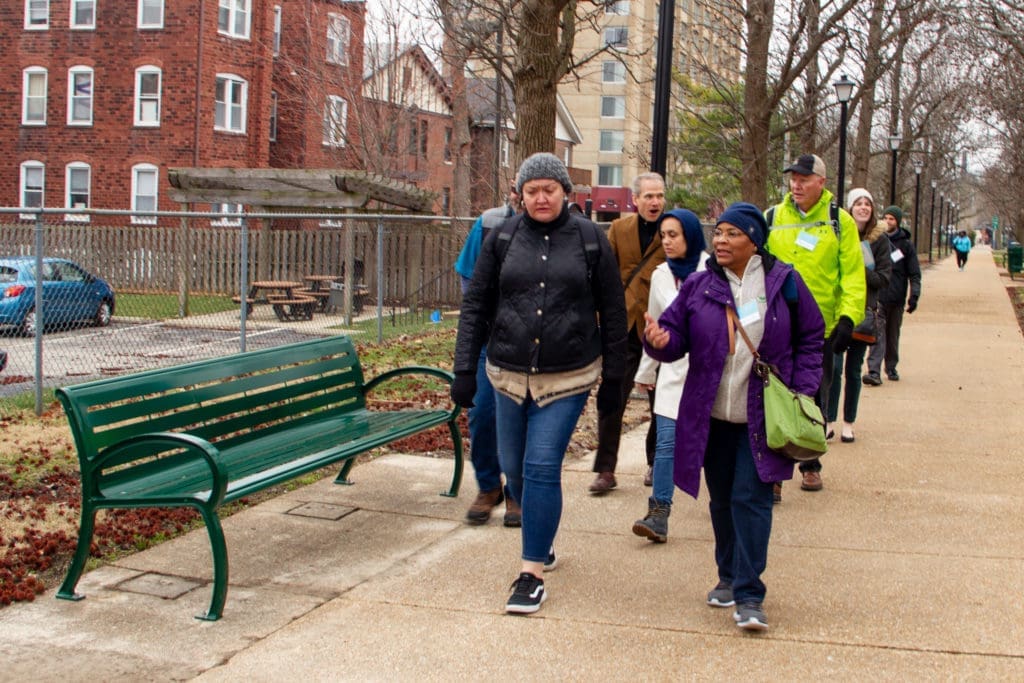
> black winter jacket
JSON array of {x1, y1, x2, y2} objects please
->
[
  {"x1": 454, "y1": 205, "x2": 628, "y2": 381},
  {"x1": 877, "y1": 226, "x2": 922, "y2": 306}
]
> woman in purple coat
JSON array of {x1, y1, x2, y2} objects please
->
[{"x1": 643, "y1": 202, "x2": 824, "y2": 631}]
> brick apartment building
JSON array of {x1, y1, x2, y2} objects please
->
[{"x1": 1, "y1": 0, "x2": 367, "y2": 224}]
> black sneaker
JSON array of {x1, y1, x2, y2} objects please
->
[
  {"x1": 543, "y1": 549, "x2": 558, "y2": 572},
  {"x1": 862, "y1": 372, "x2": 883, "y2": 386},
  {"x1": 887, "y1": 370, "x2": 900, "y2": 381},
  {"x1": 506, "y1": 572, "x2": 546, "y2": 614},
  {"x1": 707, "y1": 581, "x2": 735, "y2": 607},
  {"x1": 733, "y1": 601, "x2": 768, "y2": 631}
]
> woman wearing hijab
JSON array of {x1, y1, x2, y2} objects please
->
[
  {"x1": 643, "y1": 202, "x2": 823, "y2": 631},
  {"x1": 452, "y1": 152, "x2": 627, "y2": 615},
  {"x1": 632, "y1": 209, "x2": 707, "y2": 543}
]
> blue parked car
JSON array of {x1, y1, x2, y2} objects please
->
[{"x1": 0, "y1": 257, "x2": 116, "y2": 336}]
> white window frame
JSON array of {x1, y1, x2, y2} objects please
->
[
  {"x1": 131, "y1": 164, "x2": 159, "y2": 224},
  {"x1": 214, "y1": 73, "x2": 248, "y2": 133},
  {"x1": 272, "y1": 6, "x2": 282, "y2": 56},
  {"x1": 599, "y1": 130, "x2": 625, "y2": 153},
  {"x1": 323, "y1": 96, "x2": 347, "y2": 147},
  {"x1": 65, "y1": 162, "x2": 91, "y2": 222},
  {"x1": 605, "y1": 0, "x2": 629, "y2": 15},
  {"x1": 210, "y1": 203, "x2": 243, "y2": 227},
  {"x1": 500, "y1": 137, "x2": 510, "y2": 168},
  {"x1": 25, "y1": 0, "x2": 48, "y2": 29},
  {"x1": 138, "y1": 0, "x2": 164, "y2": 29},
  {"x1": 67, "y1": 66, "x2": 94, "y2": 126},
  {"x1": 134, "y1": 66, "x2": 162, "y2": 127},
  {"x1": 217, "y1": 0, "x2": 251, "y2": 39},
  {"x1": 602, "y1": 61, "x2": 625, "y2": 84},
  {"x1": 19, "y1": 161, "x2": 45, "y2": 220},
  {"x1": 326, "y1": 13, "x2": 350, "y2": 66},
  {"x1": 604, "y1": 26, "x2": 628, "y2": 50},
  {"x1": 69, "y1": 0, "x2": 95, "y2": 29},
  {"x1": 22, "y1": 67, "x2": 47, "y2": 125},
  {"x1": 601, "y1": 96, "x2": 625, "y2": 118},
  {"x1": 269, "y1": 91, "x2": 278, "y2": 141},
  {"x1": 598, "y1": 165, "x2": 623, "y2": 186}
]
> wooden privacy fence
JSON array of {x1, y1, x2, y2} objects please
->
[{"x1": 0, "y1": 214, "x2": 467, "y2": 307}]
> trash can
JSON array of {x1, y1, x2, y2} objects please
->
[
  {"x1": 1008, "y1": 242, "x2": 1022, "y2": 280},
  {"x1": 328, "y1": 280, "x2": 346, "y2": 310}
]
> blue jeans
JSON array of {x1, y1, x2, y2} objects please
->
[
  {"x1": 468, "y1": 348, "x2": 502, "y2": 492},
  {"x1": 495, "y1": 389, "x2": 589, "y2": 563},
  {"x1": 703, "y1": 419, "x2": 774, "y2": 605},
  {"x1": 652, "y1": 415, "x2": 676, "y2": 505},
  {"x1": 828, "y1": 342, "x2": 867, "y2": 423}
]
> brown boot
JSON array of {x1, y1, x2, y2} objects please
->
[
  {"x1": 503, "y1": 496, "x2": 522, "y2": 528},
  {"x1": 465, "y1": 487, "x2": 504, "y2": 525},
  {"x1": 588, "y1": 472, "x2": 617, "y2": 495}
]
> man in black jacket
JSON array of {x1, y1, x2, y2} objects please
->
[{"x1": 864, "y1": 206, "x2": 922, "y2": 385}]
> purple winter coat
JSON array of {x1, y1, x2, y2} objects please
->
[{"x1": 644, "y1": 255, "x2": 824, "y2": 498}]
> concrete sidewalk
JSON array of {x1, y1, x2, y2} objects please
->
[{"x1": 2, "y1": 246, "x2": 1022, "y2": 681}]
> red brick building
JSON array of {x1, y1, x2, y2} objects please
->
[{"x1": 1, "y1": 0, "x2": 366, "y2": 222}]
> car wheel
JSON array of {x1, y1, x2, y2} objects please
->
[
  {"x1": 20, "y1": 308, "x2": 37, "y2": 337},
  {"x1": 94, "y1": 300, "x2": 113, "y2": 327}
]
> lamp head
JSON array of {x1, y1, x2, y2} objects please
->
[
  {"x1": 913, "y1": 159, "x2": 923, "y2": 174},
  {"x1": 832, "y1": 74, "x2": 855, "y2": 103},
  {"x1": 888, "y1": 133, "x2": 903, "y2": 151}
]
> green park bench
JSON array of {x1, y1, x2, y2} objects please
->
[{"x1": 54, "y1": 335, "x2": 463, "y2": 621}]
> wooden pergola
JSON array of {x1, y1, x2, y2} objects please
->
[{"x1": 166, "y1": 168, "x2": 437, "y2": 324}]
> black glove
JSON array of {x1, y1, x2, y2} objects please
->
[
  {"x1": 596, "y1": 378, "x2": 621, "y2": 415},
  {"x1": 906, "y1": 296, "x2": 918, "y2": 314},
  {"x1": 450, "y1": 373, "x2": 477, "y2": 408},
  {"x1": 831, "y1": 316, "x2": 854, "y2": 353}
]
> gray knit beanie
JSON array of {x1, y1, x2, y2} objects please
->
[{"x1": 515, "y1": 153, "x2": 574, "y2": 194}]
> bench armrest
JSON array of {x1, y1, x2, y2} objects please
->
[
  {"x1": 363, "y1": 366, "x2": 461, "y2": 421},
  {"x1": 95, "y1": 432, "x2": 229, "y2": 508}
]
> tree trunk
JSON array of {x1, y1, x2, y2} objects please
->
[
  {"x1": 850, "y1": 0, "x2": 886, "y2": 189},
  {"x1": 798, "y1": 0, "x2": 821, "y2": 153},
  {"x1": 741, "y1": 0, "x2": 774, "y2": 207}
]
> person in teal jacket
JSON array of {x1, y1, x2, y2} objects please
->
[{"x1": 765, "y1": 154, "x2": 866, "y2": 495}]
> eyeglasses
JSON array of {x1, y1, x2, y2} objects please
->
[{"x1": 712, "y1": 228, "x2": 747, "y2": 240}]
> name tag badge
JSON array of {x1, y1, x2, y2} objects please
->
[
  {"x1": 796, "y1": 230, "x2": 819, "y2": 251},
  {"x1": 891, "y1": 247, "x2": 905, "y2": 263},
  {"x1": 738, "y1": 300, "x2": 761, "y2": 326}
]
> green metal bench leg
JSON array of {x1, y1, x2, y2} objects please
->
[
  {"x1": 334, "y1": 457, "x2": 356, "y2": 485},
  {"x1": 196, "y1": 506, "x2": 229, "y2": 622},
  {"x1": 55, "y1": 504, "x2": 98, "y2": 602},
  {"x1": 443, "y1": 418, "x2": 463, "y2": 498}
]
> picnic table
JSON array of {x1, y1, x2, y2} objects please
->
[
  {"x1": 233, "y1": 280, "x2": 315, "y2": 322},
  {"x1": 298, "y1": 275, "x2": 339, "y2": 312}
]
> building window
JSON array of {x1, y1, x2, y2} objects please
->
[
  {"x1": 20, "y1": 162, "x2": 45, "y2": 219},
  {"x1": 598, "y1": 165, "x2": 623, "y2": 186},
  {"x1": 601, "y1": 96, "x2": 625, "y2": 118},
  {"x1": 599, "y1": 130, "x2": 624, "y2": 153},
  {"x1": 211, "y1": 203, "x2": 243, "y2": 226},
  {"x1": 563, "y1": 147, "x2": 571, "y2": 167},
  {"x1": 269, "y1": 92, "x2": 278, "y2": 141},
  {"x1": 323, "y1": 95, "x2": 347, "y2": 147},
  {"x1": 420, "y1": 120, "x2": 428, "y2": 158},
  {"x1": 138, "y1": 0, "x2": 164, "y2": 28},
  {"x1": 602, "y1": 61, "x2": 625, "y2": 83},
  {"x1": 442, "y1": 187, "x2": 451, "y2": 215},
  {"x1": 604, "y1": 27, "x2": 628, "y2": 49},
  {"x1": 65, "y1": 162, "x2": 91, "y2": 222},
  {"x1": 22, "y1": 68, "x2": 47, "y2": 125},
  {"x1": 444, "y1": 127, "x2": 452, "y2": 163},
  {"x1": 68, "y1": 66, "x2": 94, "y2": 126},
  {"x1": 214, "y1": 74, "x2": 247, "y2": 133},
  {"x1": 131, "y1": 164, "x2": 159, "y2": 224},
  {"x1": 134, "y1": 66, "x2": 161, "y2": 127},
  {"x1": 407, "y1": 121, "x2": 418, "y2": 155},
  {"x1": 326, "y1": 13, "x2": 350, "y2": 66},
  {"x1": 70, "y1": 0, "x2": 95, "y2": 28},
  {"x1": 272, "y1": 6, "x2": 282, "y2": 56},
  {"x1": 500, "y1": 137, "x2": 510, "y2": 168},
  {"x1": 217, "y1": 0, "x2": 250, "y2": 39},
  {"x1": 605, "y1": 0, "x2": 629, "y2": 15},
  {"x1": 25, "y1": 0, "x2": 48, "y2": 29}
]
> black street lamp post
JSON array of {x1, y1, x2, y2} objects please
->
[
  {"x1": 649, "y1": 0, "x2": 675, "y2": 175},
  {"x1": 833, "y1": 75, "x2": 855, "y2": 208},
  {"x1": 912, "y1": 159, "x2": 923, "y2": 251},
  {"x1": 928, "y1": 179, "x2": 937, "y2": 263},
  {"x1": 888, "y1": 133, "x2": 902, "y2": 206},
  {"x1": 938, "y1": 192, "x2": 945, "y2": 257}
]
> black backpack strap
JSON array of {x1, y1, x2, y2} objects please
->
[
  {"x1": 494, "y1": 214, "x2": 524, "y2": 263},
  {"x1": 829, "y1": 202, "x2": 841, "y2": 238},
  {"x1": 766, "y1": 206, "x2": 776, "y2": 229}
]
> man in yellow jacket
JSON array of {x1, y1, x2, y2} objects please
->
[{"x1": 766, "y1": 154, "x2": 866, "y2": 494}]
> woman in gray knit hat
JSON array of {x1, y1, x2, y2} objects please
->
[{"x1": 452, "y1": 152, "x2": 628, "y2": 615}]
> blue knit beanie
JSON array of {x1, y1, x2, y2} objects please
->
[{"x1": 716, "y1": 202, "x2": 767, "y2": 251}]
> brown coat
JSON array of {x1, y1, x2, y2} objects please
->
[{"x1": 607, "y1": 213, "x2": 666, "y2": 337}]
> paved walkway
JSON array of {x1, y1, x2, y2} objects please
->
[{"x1": 2, "y1": 246, "x2": 1022, "y2": 681}]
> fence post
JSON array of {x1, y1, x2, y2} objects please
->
[
  {"x1": 344, "y1": 216, "x2": 354, "y2": 326},
  {"x1": 376, "y1": 216, "x2": 384, "y2": 344},
  {"x1": 33, "y1": 213, "x2": 44, "y2": 415},
  {"x1": 239, "y1": 215, "x2": 250, "y2": 352},
  {"x1": 176, "y1": 207, "x2": 190, "y2": 317}
]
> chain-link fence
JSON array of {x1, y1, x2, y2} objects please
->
[{"x1": 0, "y1": 208, "x2": 469, "y2": 411}]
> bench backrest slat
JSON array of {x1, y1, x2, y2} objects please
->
[{"x1": 57, "y1": 336, "x2": 367, "y2": 473}]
